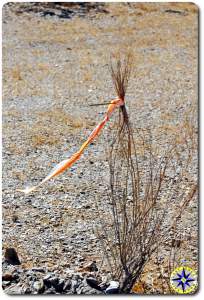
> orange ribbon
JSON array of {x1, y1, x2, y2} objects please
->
[{"x1": 17, "y1": 98, "x2": 124, "y2": 194}]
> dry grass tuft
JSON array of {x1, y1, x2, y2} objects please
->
[
  {"x1": 30, "y1": 108, "x2": 93, "y2": 148},
  {"x1": 11, "y1": 66, "x2": 22, "y2": 81},
  {"x1": 110, "y1": 52, "x2": 132, "y2": 101}
]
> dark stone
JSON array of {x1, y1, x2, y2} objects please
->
[
  {"x1": 2, "y1": 272, "x2": 13, "y2": 281},
  {"x1": 55, "y1": 278, "x2": 65, "y2": 293},
  {"x1": 49, "y1": 276, "x2": 59, "y2": 287},
  {"x1": 86, "y1": 277, "x2": 102, "y2": 291},
  {"x1": 105, "y1": 287, "x2": 119, "y2": 294},
  {"x1": 2, "y1": 281, "x2": 11, "y2": 288},
  {"x1": 43, "y1": 275, "x2": 63, "y2": 292},
  {"x1": 42, "y1": 11, "x2": 56, "y2": 17},
  {"x1": 4, "y1": 248, "x2": 21, "y2": 265},
  {"x1": 24, "y1": 287, "x2": 32, "y2": 294},
  {"x1": 43, "y1": 274, "x2": 53, "y2": 288},
  {"x1": 12, "y1": 214, "x2": 18, "y2": 222},
  {"x1": 84, "y1": 204, "x2": 91, "y2": 209},
  {"x1": 105, "y1": 281, "x2": 120, "y2": 294},
  {"x1": 58, "y1": 9, "x2": 73, "y2": 19},
  {"x1": 31, "y1": 267, "x2": 46, "y2": 273}
]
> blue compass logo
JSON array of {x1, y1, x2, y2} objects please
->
[{"x1": 170, "y1": 266, "x2": 197, "y2": 294}]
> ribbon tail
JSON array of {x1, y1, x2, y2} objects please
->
[
  {"x1": 17, "y1": 152, "x2": 81, "y2": 194},
  {"x1": 17, "y1": 98, "x2": 122, "y2": 194}
]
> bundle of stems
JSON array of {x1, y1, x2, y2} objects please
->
[{"x1": 95, "y1": 54, "x2": 197, "y2": 293}]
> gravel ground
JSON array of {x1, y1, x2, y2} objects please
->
[{"x1": 2, "y1": 2, "x2": 198, "y2": 294}]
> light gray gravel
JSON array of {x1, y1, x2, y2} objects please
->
[{"x1": 2, "y1": 2, "x2": 198, "y2": 294}]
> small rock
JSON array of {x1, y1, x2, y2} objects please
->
[
  {"x1": 26, "y1": 270, "x2": 36, "y2": 279},
  {"x1": 2, "y1": 272, "x2": 14, "y2": 281},
  {"x1": 49, "y1": 276, "x2": 59, "y2": 288},
  {"x1": 82, "y1": 261, "x2": 98, "y2": 272},
  {"x1": 80, "y1": 278, "x2": 103, "y2": 295},
  {"x1": 33, "y1": 279, "x2": 45, "y2": 294},
  {"x1": 42, "y1": 10, "x2": 56, "y2": 17},
  {"x1": 83, "y1": 204, "x2": 91, "y2": 209},
  {"x1": 4, "y1": 248, "x2": 21, "y2": 265},
  {"x1": 77, "y1": 255, "x2": 85, "y2": 262},
  {"x1": 86, "y1": 277, "x2": 102, "y2": 291},
  {"x1": 55, "y1": 278, "x2": 65, "y2": 293},
  {"x1": 71, "y1": 279, "x2": 79, "y2": 293},
  {"x1": 23, "y1": 286, "x2": 32, "y2": 294},
  {"x1": 31, "y1": 267, "x2": 46, "y2": 273},
  {"x1": 2, "y1": 281, "x2": 11, "y2": 288},
  {"x1": 11, "y1": 214, "x2": 18, "y2": 222},
  {"x1": 43, "y1": 273, "x2": 53, "y2": 288},
  {"x1": 105, "y1": 281, "x2": 120, "y2": 294},
  {"x1": 63, "y1": 279, "x2": 72, "y2": 292}
]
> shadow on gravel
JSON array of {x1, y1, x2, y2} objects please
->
[{"x1": 10, "y1": 2, "x2": 109, "y2": 19}]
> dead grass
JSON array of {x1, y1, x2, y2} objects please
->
[
  {"x1": 108, "y1": 3, "x2": 197, "y2": 17},
  {"x1": 4, "y1": 63, "x2": 53, "y2": 97},
  {"x1": 3, "y1": 2, "x2": 197, "y2": 101},
  {"x1": 17, "y1": 17, "x2": 98, "y2": 45},
  {"x1": 37, "y1": 108, "x2": 87, "y2": 128},
  {"x1": 9, "y1": 2, "x2": 197, "y2": 51},
  {"x1": 29, "y1": 107, "x2": 95, "y2": 148},
  {"x1": 11, "y1": 66, "x2": 22, "y2": 81}
]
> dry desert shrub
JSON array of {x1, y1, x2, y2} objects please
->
[{"x1": 95, "y1": 56, "x2": 197, "y2": 293}]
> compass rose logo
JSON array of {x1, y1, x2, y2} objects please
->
[{"x1": 170, "y1": 266, "x2": 198, "y2": 294}]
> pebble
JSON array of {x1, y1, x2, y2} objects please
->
[
  {"x1": 4, "y1": 248, "x2": 21, "y2": 265},
  {"x1": 55, "y1": 278, "x2": 65, "y2": 293},
  {"x1": 31, "y1": 267, "x2": 46, "y2": 273},
  {"x1": 33, "y1": 279, "x2": 45, "y2": 293},
  {"x1": 86, "y1": 277, "x2": 103, "y2": 291},
  {"x1": 48, "y1": 276, "x2": 59, "y2": 287},
  {"x1": 105, "y1": 281, "x2": 120, "y2": 294},
  {"x1": 43, "y1": 274, "x2": 53, "y2": 288},
  {"x1": 2, "y1": 272, "x2": 14, "y2": 281}
]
